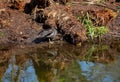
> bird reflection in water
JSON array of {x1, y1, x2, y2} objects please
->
[{"x1": 2, "y1": 55, "x2": 38, "y2": 82}]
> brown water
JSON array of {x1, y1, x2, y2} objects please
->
[{"x1": 0, "y1": 42, "x2": 120, "y2": 82}]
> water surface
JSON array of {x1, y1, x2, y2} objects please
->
[{"x1": 0, "y1": 42, "x2": 120, "y2": 82}]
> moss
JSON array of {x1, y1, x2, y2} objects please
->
[{"x1": 78, "y1": 12, "x2": 108, "y2": 40}]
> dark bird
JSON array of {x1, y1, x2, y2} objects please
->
[
  {"x1": 38, "y1": 27, "x2": 57, "y2": 38},
  {"x1": 33, "y1": 27, "x2": 57, "y2": 43}
]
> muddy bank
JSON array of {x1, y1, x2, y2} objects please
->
[{"x1": 0, "y1": 0, "x2": 120, "y2": 45}]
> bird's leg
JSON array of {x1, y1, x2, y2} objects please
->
[{"x1": 49, "y1": 38, "x2": 54, "y2": 44}]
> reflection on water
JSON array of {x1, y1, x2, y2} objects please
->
[
  {"x1": 78, "y1": 57, "x2": 120, "y2": 82},
  {"x1": 2, "y1": 55, "x2": 38, "y2": 82},
  {"x1": 0, "y1": 43, "x2": 120, "y2": 82}
]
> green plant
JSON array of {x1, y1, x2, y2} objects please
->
[
  {"x1": 96, "y1": 26, "x2": 108, "y2": 37},
  {"x1": 82, "y1": 12, "x2": 108, "y2": 40}
]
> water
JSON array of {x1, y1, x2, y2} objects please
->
[{"x1": 0, "y1": 42, "x2": 120, "y2": 82}]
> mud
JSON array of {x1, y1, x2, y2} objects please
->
[{"x1": 0, "y1": 0, "x2": 120, "y2": 45}]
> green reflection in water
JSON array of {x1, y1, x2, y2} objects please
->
[
  {"x1": 34, "y1": 60, "x2": 86, "y2": 82},
  {"x1": 84, "y1": 44, "x2": 109, "y2": 62},
  {"x1": 52, "y1": 61, "x2": 87, "y2": 82}
]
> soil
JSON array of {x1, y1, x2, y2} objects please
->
[{"x1": 0, "y1": 0, "x2": 120, "y2": 45}]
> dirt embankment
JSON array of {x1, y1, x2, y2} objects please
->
[{"x1": 0, "y1": 0, "x2": 120, "y2": 45}]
